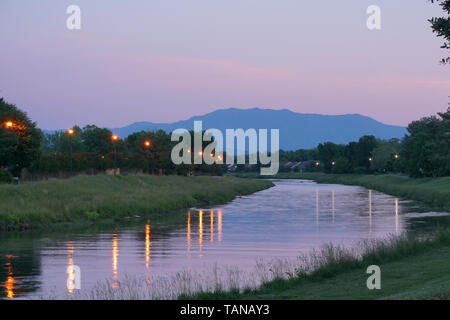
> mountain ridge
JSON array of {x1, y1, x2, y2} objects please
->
[{"x1": 46, "y1": 108, "x2": 407, "y2": 150}]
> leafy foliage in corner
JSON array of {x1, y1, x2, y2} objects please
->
[{"x1": 430, "y1": 0, "x2": 450, "y2": 63}]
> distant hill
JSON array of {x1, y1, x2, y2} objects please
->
[
  {"x1": 44, "y1": 108, "x2": 407, "y2": 150},
  {"x1": 110, "y1": 108, "x2": 407, "y2": 150}
]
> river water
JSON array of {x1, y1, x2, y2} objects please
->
[{"x1": 1, "y1": 179, "x2": 449, "y2": 299}]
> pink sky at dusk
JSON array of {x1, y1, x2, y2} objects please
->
[{"x1": 0, "y1": 0, "x2": 449, "y2": 129}]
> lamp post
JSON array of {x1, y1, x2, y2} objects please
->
[
  {"x1": 112, "y1": 135, "x2": 119, "y2": 176},
  {"x1": 4, "y1": 121, "x2": 15, "y2": 176},
  {"x1": 144, "y1": 140, "x2": 151, "y2": 174},
  {"x1": 67, "y1": 129, "x2": 74, "y2": 177}
]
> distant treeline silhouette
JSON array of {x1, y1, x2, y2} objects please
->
[
  {"x1": 275, "y1": 108, "x2": 449, "y2": 177},
  {"x1": 0, "y1": 96, "x2": 448, "y2": 181}
]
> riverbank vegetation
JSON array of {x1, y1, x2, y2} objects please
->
[
  {"x1": 180, "y1": 230, "x2": 450, "y2": 300},
  {"x1": 0, "y1": 175, "x2": 273, "y2": 231}
]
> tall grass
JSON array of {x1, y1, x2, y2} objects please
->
[
  {"x1": 182, "y1": 230, "x2": 450, "y2": 300},
  {"x1": 0, "y1": 174, "x2": 273, "y2": 231},
  {"x1": 55, "y1": 230, "x2": 450, "y2": 300}
]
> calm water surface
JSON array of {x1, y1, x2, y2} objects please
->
[{"x1": 1, "y1": 179, "x2": 449, "y2": 299}]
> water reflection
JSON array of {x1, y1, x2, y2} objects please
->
[
  {"x1": 0, "y1": 244, "x2": 40, "y2": 300},
  {"x1": 145, "y1": 222, "x2": 151, "y2": 269},
  {"x1": 316, "y1": 189, "x2": 319, "y2": 226},
  {"x1": 112, "y1": 234, "x2": 119, "y2": 288},
  {"x1": 218, "y1": 210, "x2": 222, "y2": 242},
  {"x1": 332, "y1": 190, "x2": 335, "y2": 224},
  {"x1": 395, "y1": 198, "x2": 399, "y2": 234},
  {"x1": 4, "y1": 257, "x2": 15, "y2": 299},
  {"x1": 185, "y1": 210, "x2": 223, "y2": 253},
  {"x1": 210, "y1": 211, "x2": 214, "y2": 243},
  {"x1": 187, "y1": 211, "x2": 191, "y2": 252},
  {"x1": 369, "y1": 190, "x2": 373, "y2": 233},
  {"x1": 199, "y1": 210, "x2": 203, "y2": 253},
  {"x1": 67, "y1": 241, "x2": 75, "y2": 295}
]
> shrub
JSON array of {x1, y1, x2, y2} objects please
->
[{"x1": 0, "y1": 169, "x2": 13, "y2": 184}]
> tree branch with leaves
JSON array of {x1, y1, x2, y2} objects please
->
[{"x1": 429, "y1": 0, "x2": 450, "y2": 64}]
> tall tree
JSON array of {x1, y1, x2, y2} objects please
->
[
  {"x1": 0, "y1": 98, "x2": 42, "y2": 175},
  {"x1": 430, "y1": 0, "x2": 450, "y2": 63},
  {"x1": 401, "y1": 108, "x2": 450, "y2": 177},
  {"x1": 42, "y1": 126, "x2": 83, "y2": 154},
  {"x1": 317, "y1": 142, "x2": 345, "y2": 173},
  {"x1": 81, "y1": 125, "x2": 114, "y2": 155}
]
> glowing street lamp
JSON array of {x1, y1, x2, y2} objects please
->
[
  {"x1": 67, "y1": 129, "x2": 74, "y2": 177},
  {"x1": 5, "y1": 121, "x2": 13, "y2": 128},
  {"x1": 144, "y1": 140, "x2": 151, "y2": 174},
  {"x1": 332, "y1": 161, "x2": 336, "y2": 166},
  {"x1": 112, "y1": 135, "x2": 119, "y2": 176},
  {"x1": 394, "y1": 154, "x2": 399, "y2": 159},
  {"x1": 369, "y1": 157, "x2": 373, "y2": 162}
]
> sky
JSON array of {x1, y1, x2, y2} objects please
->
[{"x1": 0, "y1": 0, "x2": 449, "y2": 130}]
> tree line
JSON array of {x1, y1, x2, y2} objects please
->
[
  {"x1": 0, "y1": 98, "x2": 449, "y2": 181},
  {"x1": 0, "y1": 98, "x2": 221, "y2": 182},
  {"x1": 279, "y1": 108, "x2": 449, "y2": 177}
]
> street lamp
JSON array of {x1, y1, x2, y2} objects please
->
[
  {"x1": 112, "y1": 135, "x2": 119, "y2": 176},
  {"x1": 5, "y1": 121, "x2": 13, "y2": 128},
  {"x1": 67, "y1": 129, "x2": 74, "y2": 177},
  {"x1": 394, "y1": 154, "x2": 399, "y2": 159},
  {"x1": 144, "y1": 140, "x2": 151, "y2": 174}
]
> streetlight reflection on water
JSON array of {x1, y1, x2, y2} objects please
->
[
  {"x1": 199, "y1": 210, "x2": 203, "y2": 252},
  {"x1": 87, "y1": 210, "x2": 223, "y2": 290},
  {"x1": 4, "y1": 259, "x2": 15, "y2": 299},
  {"x1": 186, "y1": 210, "x2": 223, "y2": 256},
  {"x1": 145, "y1": 222, "x2": 151, "y2": 269},
  {"x1": 112, "y1": 234, "x2": 119, "y2": 288},
  {"x1": 67, "y1": 241, "x2": 75, "y2": 295}
]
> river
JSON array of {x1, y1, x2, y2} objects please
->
[{"x1": 1, "y1": 179, "x2": 449, "y2": 299}]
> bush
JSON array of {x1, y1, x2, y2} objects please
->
[{"x1": 0, "y1": 169, "x2": 13, "y2": 184}]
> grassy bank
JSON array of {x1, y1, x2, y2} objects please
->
[
  {"x1": 180, "y1": 230, "x2": 450, "y2": 300},
  {"x1": 234, "y1": 172, "x2": 450, "y2": 211},
  {"x1": 0, "y1": 174, "x2": 273, "y2": 231}
]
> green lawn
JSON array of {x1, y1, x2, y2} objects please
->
[
  {"x1": 236, "y1": 247, "x2": 450, "y2": 300},
  {"x1": 0, "y1": 174, "x2": 273, "y2": 231}
]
